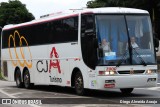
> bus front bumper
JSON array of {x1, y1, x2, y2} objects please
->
[{"x1": 97, "y1": 74, "x2": 158, "y2": 90}]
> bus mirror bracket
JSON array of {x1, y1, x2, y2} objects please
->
[{"x1": 154, "y1": 33, "x2": 159, "y2": 52}]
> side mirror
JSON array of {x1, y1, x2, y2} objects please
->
[{"x1": 154, "y1": 33, "x2": 159, "y2": 52}]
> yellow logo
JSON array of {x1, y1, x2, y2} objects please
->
[{"x1": 8, "y1": 30, "x2": 32, "y2": 68}]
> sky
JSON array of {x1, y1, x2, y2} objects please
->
[{"x1": 0, "y1": 0, "x2": 89, "y2": 19}]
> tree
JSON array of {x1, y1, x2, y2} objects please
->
[
  {"x1": 87, "y1": 0, "x2": 129, "y2": 8},
  {"x1": 0, "y1": 0, "x2": 35, "y2": 27}
]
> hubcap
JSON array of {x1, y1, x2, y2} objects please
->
[
  {"x1": 16, "y1": 73, "x2": 20, "y2": 85},
  {"x1": 76, "y1": 76, "x2": 83, "y2": 90},
  {"x1": 24, "y1": 72, "x2": 29, "y2": 87}
]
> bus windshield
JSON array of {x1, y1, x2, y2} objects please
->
[{"x1": 96, "y1": 15, "x2": 156, "y2": 66}]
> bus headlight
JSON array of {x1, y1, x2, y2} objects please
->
[
  {"x1": 109, "y1": 70, "x2": 116, "y2": 75},
  {"x1": 146, "y1": 69, "x2": 156, "y2": 74},
  {"x1": 99, "y1": 70, "x2": 117, "y2": 76}
]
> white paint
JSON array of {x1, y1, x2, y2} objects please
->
[{"x1": 10, "y1": 92, "x2": 23, "y2": 96}]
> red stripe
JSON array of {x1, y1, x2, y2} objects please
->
[{"x1": 81, "y1": 11, "x2": 93, "y2": 14}]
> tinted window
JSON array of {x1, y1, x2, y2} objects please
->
[
  {"x1": 2, "y1": 16, "x2": 78, "y2": 48},
  {"x1": 63, "y1": 17, "x2": 78, "y2": 42}
]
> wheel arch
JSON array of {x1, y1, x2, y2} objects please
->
[{"x1": 14, "y1": 67, "x2": 21, "y2": 81}]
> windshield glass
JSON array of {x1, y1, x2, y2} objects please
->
[
  {"x1": 96, "y1": 15, "x2": 156, "y2": 66},
  {"x1": 126, "y1": 15, "x2": 155, "y2": 65}
]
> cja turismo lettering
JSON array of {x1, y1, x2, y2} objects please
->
[{"x1": 49, "y1": 76, "x2": 62, "y2": 83}]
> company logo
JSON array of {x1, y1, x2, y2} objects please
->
[
  {"x1": 106, "y1": 67, "x2": 116, "y2": 72},
  {"x1": 8, "y1": 30, "x2": 32, "y2": 68},
  {"x1": 2, "y1": 99, "x2": 11, "y2": 104},
  {"x1": 49, "y1": 76, "x2": 62, "y2": 83},
  {"x1": 49, "y1": 47, "x2": 61, "y2": 73}
]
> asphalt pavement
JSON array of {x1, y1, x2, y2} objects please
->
[
  {"x1": 158, "y1": 73, "x2": 160, "y2": 83},
  {"x1": 0, "y1": 79, "x2": 160, "y2": 107}
]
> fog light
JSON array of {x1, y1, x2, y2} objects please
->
[
  {"x1": 147, "y1": 78, "x2": 156, "y2": 82},
  {"x1": 105, "y1": 80, "x2": 115, "y2": 83}
]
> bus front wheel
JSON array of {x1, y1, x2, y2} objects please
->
[
  {"x1": 74, "y1": 72, "x2": 85, "y2": 95},
  {"x1": 120, "y1": 88, "x2": 134, "y2": 95}
]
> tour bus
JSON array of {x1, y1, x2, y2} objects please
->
[{"x1": 1, "y1": 7, "x2": 159, "y2": 95}]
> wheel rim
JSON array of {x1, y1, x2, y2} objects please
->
[
  {"x1": 24, "y1": 72, "x2": 29, "y2": 88},
  {"x1": 75, "y1": 75, "x2": 83, "y2": 92},
  {"x1": 16, "y1": 73, "x2": 20, "y2": 86}
]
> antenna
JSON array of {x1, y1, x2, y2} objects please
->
[
  {"x1": 40, "y1": 11, "x2": 64, "y2": 18},
  {"x1": 69, "y1": 8, "x2": 84, "y2": 12}
]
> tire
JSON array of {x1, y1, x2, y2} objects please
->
[
  {"x1": 23, "y1": 70, "x2": 33, "y2": 89},
  {"x1": 15, "y1": 69, "x2": 23, "y2": 88},
  {"x1": 120, "y1": 88, "x2": 134, "y2": 95},
  {"x1": 74, "y1": 71, "x2": 85, "y2": 95}
]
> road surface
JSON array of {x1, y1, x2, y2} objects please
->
[{"x1": 0, "y1": 74, "x2": 160, "y2": 107}]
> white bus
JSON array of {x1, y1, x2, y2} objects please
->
[{"x1": 1, "y1": 7, "x2": 158, "y2": 95}]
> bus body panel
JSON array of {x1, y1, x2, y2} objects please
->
[
  {"x1": 95, "y1": 65, "x2": 157, "y2": 89},
  {"x1": 97, "y1": 74, "x2": 157, "y2": 90}
]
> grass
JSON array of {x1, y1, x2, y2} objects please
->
[
  {"x1": 0, "y1": 71, "x2": 5, "y2": 80},
  {"x1": 0, "y1": 71, "x2": 3, "y2": 80}
]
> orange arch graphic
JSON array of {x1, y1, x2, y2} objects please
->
[{"x1": 8, "y1": 30, "x2": 32, "y2": 68}]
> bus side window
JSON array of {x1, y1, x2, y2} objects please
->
[{"x1": 63, "y1": 17, "x2": 78, "y2": 42}]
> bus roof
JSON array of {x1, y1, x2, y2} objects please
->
[
  {"x1": 3, "y1": 7, "x2": 149, "y2": 30},
  {"x1": 82, "y1": 7, "x2": 148, "y2": 14}
]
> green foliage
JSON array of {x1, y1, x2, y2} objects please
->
[
  {"x1": 87, "y1": 0, "x2": 106, "y2": 8},
  {"x1": 0, "y1": 0, "x2": 35, "y2": 27},
  {"x1": 87, "y1": 0, "x2": 158, "y2": 9},
  {"x1": 0, "y1": 71, "x2": 4, "y2": 80}
]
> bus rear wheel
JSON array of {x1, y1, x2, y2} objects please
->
[
  {"x1": 23, "y1": 70, "x2": 33, "y2": 89},
  {"x1": 15, "y1": 69, "x2": 23, "y2": 88},
  {"x1": 120, "y1": 88, "x2": 134, "y2": 95},
  {"x1": 74, "y1": 72, "x2": 85, "y2": 95}
]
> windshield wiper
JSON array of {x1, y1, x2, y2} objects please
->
[
  {"x1": 116, "y1": 47, "x2": 147, "y2": 67},
  {"x1": 116, "y1": 50, "x2": 128, "y2": 67},
  {"x1": 132, "y1": 48, "x2": 147, "y2": 66}
]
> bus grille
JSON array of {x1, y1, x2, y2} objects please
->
[{"x1": 117, "y1": 70, "x2": 145, "y2": 74}]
